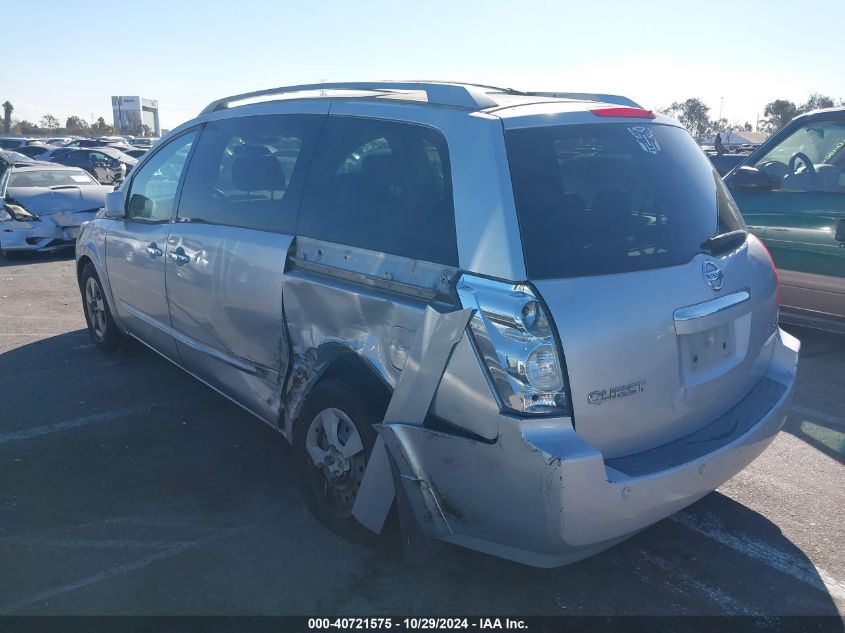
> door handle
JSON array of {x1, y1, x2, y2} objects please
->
[
  {"x1": 169, "y1": 249, "x2": 190, "y2": 265},
  {"x1": 145, "y1": 243, "x2": 162, "y2": 257},
  {"x1": 168, "y1": 248, "x2": 191, "y2": 265}
]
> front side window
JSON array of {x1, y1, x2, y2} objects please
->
[
  {"x1": 298, "y1": 116, "x2": 457, "y2": 266},
  {"x1": 126, "y1": 130, "x2": 197, "y2": 222},
  {"x1": 176, "y1": 114, "x2": 320, "y2": 233},
  {"x1": 754, "y1": 119, "x2": 845, "y2": 193},
  {"x1": 61, "y1": 151, "x2": 82, "y2": 166},
  {"x1": 89, "y1": 151, "x2": 113, "y2": 168}
]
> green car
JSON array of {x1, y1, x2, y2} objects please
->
[{"x1": 725, "y1": 107, "x2": 845, "y2": 334}]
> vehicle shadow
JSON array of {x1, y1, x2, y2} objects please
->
[
  {"x1": 0, "y1": 331, "x2": 841, "y2": 619},
  {"x1": 413, "y1": 491, "x2": 845, "y2": 618},
  {"x1": 783, "y1": 325, "x2": 845, "y2": 466},
  {"x1": 0, "y1": 249, "x2": 75, "y2": 267}
]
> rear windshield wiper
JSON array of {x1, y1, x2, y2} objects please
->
[{"x1": 701, "y1": 230, "x2": 747, "y2": 255}]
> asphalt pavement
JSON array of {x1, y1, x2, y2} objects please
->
[{"x1": 0, "y1": 253, "x2": 843, "y2": 617}]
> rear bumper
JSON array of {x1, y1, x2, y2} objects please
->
[{"x1": 385, "y1": 328, "x2": 799, "y2": 567}]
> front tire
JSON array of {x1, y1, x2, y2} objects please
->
[
  {"x1": 293, "y1": 377, "x2": 383, "y2": 543},
  {"x1": 80, "y1": 262, "x2": 123, "y2": 351}
]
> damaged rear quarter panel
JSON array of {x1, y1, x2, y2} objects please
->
[{"x1": 280, "y1": 237, "x2": 461, "y2": 439}]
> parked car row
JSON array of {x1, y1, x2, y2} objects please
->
[
  {"x1": 0, "y1": 135, "x2": 159, "y2": 150},
  {"x1": 0, "y1": 135, "x2": 157, "y2": 175},
  {"x1": 0, "y1": 140, "x2": 139, "y2": 184},
  {"x1": 0, "y1": 132, "x2": 153, "y2": 258}
]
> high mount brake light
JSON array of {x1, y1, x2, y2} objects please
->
[{"x1": 590, "y1": 107, "x2": 655, "y2": 119}]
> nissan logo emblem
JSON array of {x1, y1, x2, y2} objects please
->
[{"x1": 703, "y1": 261, "x2": 724, "y2": 291}]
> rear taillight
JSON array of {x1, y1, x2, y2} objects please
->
[
  {"x1": 758, "y1": 238, "x2": 780, "y2": 307},
  {"x1": 590, "y1": 107, "x2": 655, "y2": 119},
  {"x1": 457, "y1": 275, "x2": 570, "y2": 416}
]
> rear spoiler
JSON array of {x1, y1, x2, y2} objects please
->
[{"x1": 525, "y1": 92, "x2": 642, "y2": 108}]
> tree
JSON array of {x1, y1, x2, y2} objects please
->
[
  {"x1": 40, "y1": 113, "x2": 60, "y2": 130},
  {"x1": 762, "y1": 99, "x2": 798, "y2": 133},
  {"x1": 91, "y1": 116, "x2": 116, "y2": 136},
  {"x1": 18, "y1": 120, "x2": 40, "y2": 135},
  {"x1": 660, "y1": 98, "x2": 713, "y2": 141},
  {"x1": 2, "y1": 101, "x2": 12, "y2": 134},
  {"x1": 742, "y1": 122, "x2": 753, "y2": 132},
  {"x1": 798, "y1": 93, "x2": 835, "y2": 114},
  {"x1": 66, "y1": 115, "x2": 89, "y2": 133}
]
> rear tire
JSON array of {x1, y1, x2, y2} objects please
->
[
  {"x1": 80, "y1": 262, "x2": 123, "y2": 351},
  {"x1": 293, "y1": 376, "x2": 384, "y2": 544}
]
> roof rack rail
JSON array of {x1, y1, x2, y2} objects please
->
[
  {"x1": 524, "y1": 92, "x2": 642, "y2": 108},
  {"x1": 200, "y1": 81, "x2": 500, "y2": 115}
]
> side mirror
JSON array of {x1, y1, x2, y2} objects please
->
[
  {"x1": 731, "y1": 166, "x2": 772, "y2": 192},
  {"x1": 104, "y1": 190, "x2": 126, "y2": 218}
]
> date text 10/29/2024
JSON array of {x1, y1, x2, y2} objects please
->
[{"x1": 308, "y1": 618, "x2": 528, "y2": 630}]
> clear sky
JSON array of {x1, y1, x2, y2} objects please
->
[{"x1": 5, "y1": 0, "x2": 844, "y2": 133}]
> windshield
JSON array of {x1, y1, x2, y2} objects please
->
[
  {"x1": 506, "y1": 122, "x2": 744, "y2": 279},
  {"x1": 9, "y1": 169, "x2": 99, "y2": 187},
  {"x1": 4, "y1": 151, "x2": 33, "y2": 162}
]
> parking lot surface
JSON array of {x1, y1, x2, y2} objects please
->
[{"x1": 0, "y1": 254, "x2": 843, "y2": 617}]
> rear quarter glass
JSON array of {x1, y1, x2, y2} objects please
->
[{"x1": 506, "y1": 122, "x2": 745, "y2": 279}]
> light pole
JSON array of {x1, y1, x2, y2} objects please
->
[{"x1": 718, "y1": 97, "x2": 724, "y2": 129}]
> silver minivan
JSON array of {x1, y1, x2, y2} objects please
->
[{"x1": 76, "y1": 82, "x2": 800, "y2": 567}]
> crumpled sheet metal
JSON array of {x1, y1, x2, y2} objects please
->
[{"x1": 351, "y1": 305, "x2": 473, "y2": 533}]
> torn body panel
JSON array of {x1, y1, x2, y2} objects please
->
[
  {"x1": 280, "y1": 237, "x2": 462, "y2": 440},
  {"x1": 351, "y1": 305, "x2": 474, "y2": 533},
  {"x1": 363, "y1": 329, "x2": 799, "y2": 568}
]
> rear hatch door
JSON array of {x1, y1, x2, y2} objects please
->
[{"x1": 506, "y1": 119, "x2": 779, "y2": 458}]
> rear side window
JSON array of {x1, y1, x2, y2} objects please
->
[
  {"x1": 506, "y1": 123, "x2": 744, "y2": 279},
  {"x1": 177, "y1": 114, "x2": 321, "y2": 233},
  {"x1": 298, "y1": 116, "x2": 457, "y2": 266}
]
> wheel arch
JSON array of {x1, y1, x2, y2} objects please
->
[
  {"x1": 282, "y1": 343, "x2": 392, "y2": 441},
  {"x1": 76, "y1": 235, "x2": 125, "y2": 336}
]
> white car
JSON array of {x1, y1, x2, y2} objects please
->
[{"x1": 1, "y1": 165, "x2": 112, "y2": 259}]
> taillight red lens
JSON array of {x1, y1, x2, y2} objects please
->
[
  {"x1": 590, "y1": 107, "x2": 655, "y2": 119},
  {"x1": 758, "y1": 238, "x2": 780, "y2": 306}
]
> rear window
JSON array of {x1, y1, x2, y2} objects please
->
[
  {"x1": 506, "y1": 123, "x2": 744, "y2": 279},
  {"x1": 298, "y1": 116, "x2": 457, "y2": 266}
]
